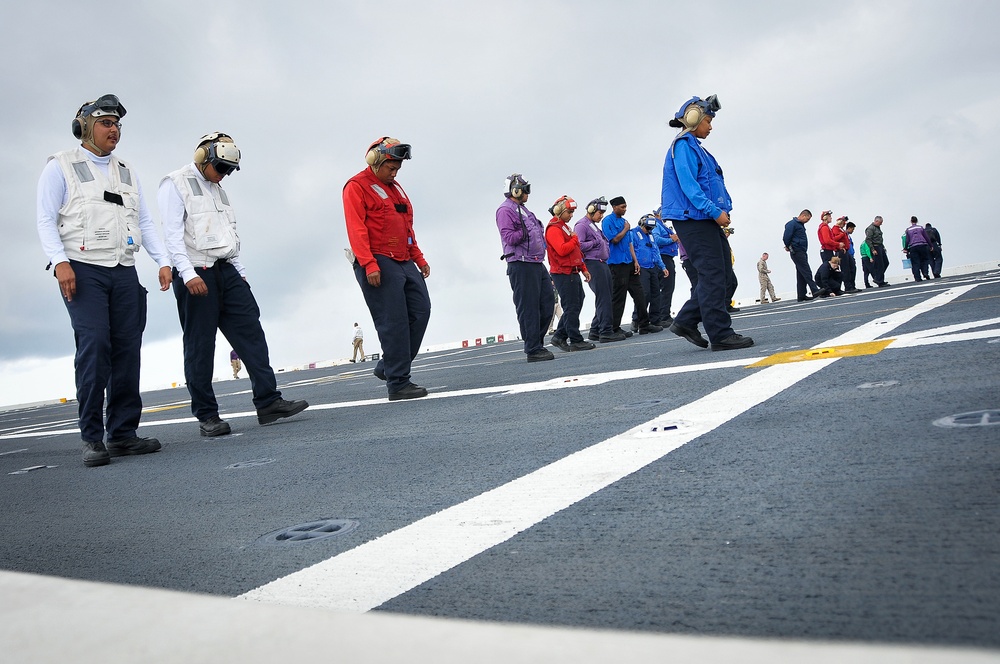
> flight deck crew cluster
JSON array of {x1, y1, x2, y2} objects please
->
[
  {"x1": 779, "y1": 209, "x2": 943, "y2": 300},
  {"x1": 494, "y1": 93, "x2": 759, "y2": 357},
  {"x1": 38, "y1": 91, "x2": 774, "y2": 467}
]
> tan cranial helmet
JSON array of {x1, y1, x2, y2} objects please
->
[
  {"x1": 194, "y1": 132, "x2": 241, "y2": 175},
  {"x1": 365, "y1": 136, "x2": 411, "y2": 170}
]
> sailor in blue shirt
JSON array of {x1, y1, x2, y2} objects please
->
[
  {"x1": 661, "y1": 94, "x2": 753, "y2": 351},
  {"x1": 629, "y1": 215, "x2": 670, "y2": 329},
  {"x1": 602, "y1": 196, "x2": 657, "y2": 335}
]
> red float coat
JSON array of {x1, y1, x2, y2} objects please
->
[
  {"x1": 830, "y1": 224, "x2": 848, "y2": 252},
  {"x1": 343, "y1": 167, "x2": 427, "y2": 276},
  {"x1": 818, "y1": 222, "x2": 839, "y2": 251},
  {"x1": 545, "y1": 217, "x2": 589, "y2": 275}
]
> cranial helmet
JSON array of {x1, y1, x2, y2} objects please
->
[
  {"x1": 504, "y1": 173, "x2": 531, "y2": 199},
  {"x1": 194, "y1": 132, "x2": 241, "y2": 175},
  {"x1": 549, "y1": 195, "x2": 577, "y2": 217},
  {"x1": 365, "y1": 137, "x2": 411, "y2": 170},
  {"x1": 72, "y1": 93, "x2": 127, "y2": 152},
  {"x1": 670, "y1": 94, "x2": 721, "y2": 131}
]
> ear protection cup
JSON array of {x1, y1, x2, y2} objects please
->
[
  {"x1": 506, "y1": 173, "x2": 529, "y2": 199},
  {"x1": 365, "y1": 136, "x2": 389, "y2": 166},
  {"x1": 194, "y1": 132, "x2": 232, "y2": 165},
  {"x1": 72, "y1": 117, "x2": 85, "y2": 139},
  {"x1": 683, "y1": 103, "x2": 704, "y2": 129},
  {"x1": 586, "y1": 197, "x2": 607, "y2": 215},
  {"x1": 550, "y1": 196, "x2": 576, "y2": 217}
]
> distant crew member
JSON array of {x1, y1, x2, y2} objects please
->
[
  {"x1": 575, "y1": 197, "x2": 623, "y2": 342},
  {"x1": 36, "y1": 93, "x2": 172, "y2": 467},
  {"x1": 841, "y1": 220, "x2": 860, "y2": 293},
  {"x1": 924, "y1": 222, "x2": 943, "y2": 278},
  {"x1": 351, "y1": 323, "x2": 365, "y2": 363},
  {"x1": 865, "y1": 216, "x2": 890, "y2": 287},
  {"x1": 496, "y1": 174, "x2": 555, "y2": 362},
  {"x1": 630, "y1": 215, "x2": 670, "y2": 331},
  {"x1": 817, "y1": 210, "x2": 842, "y2": 263},
  {"x1": 604, "y1": 196, "x2": 656, "y2": 336},
  {"x1": 757, "y1": 253, "x2": 779, "y2": 303},
  {"x1": 814, "y1": 256, "x2": 843, "y2": 297},
  {"x1": 544, "y1": 196, "x2": 595, "y2": 352},
  {"x1": 344, "y1": 137, "x2": 431, "y2": 398},
  {"x1": 901, "y1": 215, "x2": 932, "y2": 282},
  {"x1": 160, "y1": 132, "x2": 309, "y2": 436},
  {"x1": 783, "y1": 210, "x2": 822, "y2": 302}
]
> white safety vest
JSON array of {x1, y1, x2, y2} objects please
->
[
  {"x1": 164, "y1": 164, "x2": 239, "y2": 267},
  {"x1": 50, "y1": 148, "x2": 142, "y2": 267}
]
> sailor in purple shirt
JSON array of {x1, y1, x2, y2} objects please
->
[
  {"x1": 574, "y1": 196, "x2": 623, "y2": 342},
  {"x1": 496, "y1": 173, "x2": 555, "y2": 361},
  {"x1": 901, "y1": 215, "x2": 932, "y2": 281}
]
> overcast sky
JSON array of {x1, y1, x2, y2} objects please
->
[{"x1": 2, "y1": 0, "x2": 998, "y2": 408}]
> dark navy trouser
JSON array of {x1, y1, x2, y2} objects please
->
[
  {"x1": 173, "y1": 261, "x2": 280, "y2": 420},
  {"x1": 659, "y1": 255, "x2": 676, "y2": 320},
  {"x1": 63, "y1": 261, "x2": 147, "y2": 443},
  {"x1": 585, "y1": 259, "x2": 613, "y2": 336},
  {"x1": 672, "y1": 219, "x2": 734, "y2": 343},
  {"x1": 609, "y1": 262, "x2": 648, "y2": 332},
  {"x1": 788, "y1": 248, "x2": 819, "y2": 300},
  {"x1": 908, "y1": 244, "x2": 931, "y2": 281},
  {"x1": 842, "y1": 254, "x2": 857, "y2": 290},
  {"x1": 506, "y1": 261, "x2": 554, "y2": 355},
  {"x1": 551, "y1": 272, "x2": 585, "y2": 343},
  {"x1": 633, "y1": 267, "x2": 662, "y2": 327},
  {"x1": 355, "y1": 255, "x2": 431, "y2": 393},
  {"x1": 929, "y1": 246, "x2": 943, "y2": 277}
]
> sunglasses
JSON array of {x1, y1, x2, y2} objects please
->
[
  {"x1": 96, "y1": 119, "x2": 121, "y2": 129},
  {"x1": 214, "y1": 161, "x2": 238, "y2": 176}
]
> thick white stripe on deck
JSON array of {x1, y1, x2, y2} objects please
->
[{"x1": 238, "y1": 285, "x2": 975, "y2": 611}]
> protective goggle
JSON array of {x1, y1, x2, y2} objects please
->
[
  {"x1": 700, "y1": 94, "x2": 721, "y2": 115},
  {"x1": 507, "y1": 174, "x2": 530, "y2": 196},
  {"x1": 79, "y1": 94, "x2": 127, "y2": 119},
  {"x1": 209, "y1": 141, "x2": 241, "y2": 174},
  {"x1": 380, "y1": 142, "x2": 412, "y2": 161}
]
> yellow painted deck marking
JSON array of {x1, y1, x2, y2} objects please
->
[
  {"x1": 747, "y1": 339, "x2": 894, "y2": 367},
  {"x1": 141, "y1": 404, "x2": 188, "y2": 414}
]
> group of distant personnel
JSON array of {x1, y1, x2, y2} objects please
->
[
  {"x1": 779, "y1": 210, "x2": 944, "y2": 302},
  {"x1": 36, "y1": 92, "x2": 947, "y2": 469}
]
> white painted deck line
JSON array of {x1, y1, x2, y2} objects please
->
[{"x1": 238, "y1": 285, "x2": 976, "y2": 611}]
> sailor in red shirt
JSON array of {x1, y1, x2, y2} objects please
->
[
  {"x1": 544, "y1": 196, "x2": 595, "y2": 352},
  {"x1": 830, "y1": 216, "x2": 849, "y2": 259},
  {"x1": 817, "y1": 209, "x2": 842, "y2": 263},
  {"x1": 343, "y1": 137, "x2": 431, "y2": 400}
]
